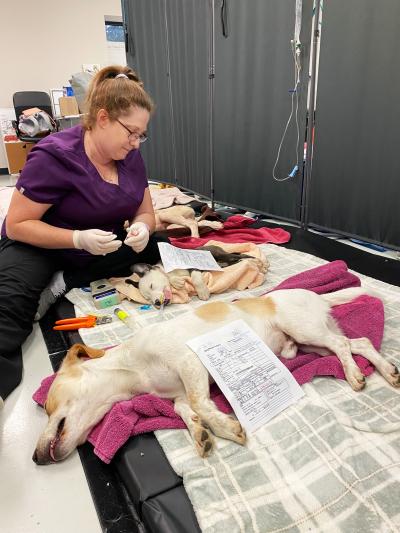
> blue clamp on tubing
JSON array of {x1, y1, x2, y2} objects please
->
[
  {"x1": 350, "y1": 239, "x2": 387, "y2": 253},
  {"x1": 288, "y1": 165, "x2": 299, "y2": 178}
]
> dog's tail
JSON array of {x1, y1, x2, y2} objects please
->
[{"x1": 321, "y1": 287, "x2": 370, "y2": 306}]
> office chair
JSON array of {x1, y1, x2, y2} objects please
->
[{"x1": 12, "y1": 91, "x2": 57, "y2": 143}]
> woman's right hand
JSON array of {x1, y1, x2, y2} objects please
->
[{"x1": 73, "y1": 229, "x2": 122, "y2": 255}]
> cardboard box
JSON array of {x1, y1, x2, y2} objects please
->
[
  {"x1": 4, "y1": 141, "x2": 35, "y2": 174},
  {"x1": 58, "y1": 96, "x2": 79, "y2": 117}
]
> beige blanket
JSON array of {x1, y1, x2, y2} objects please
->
[{"x1": 110, "y1": 240, "x2": 269, "y2": 304}]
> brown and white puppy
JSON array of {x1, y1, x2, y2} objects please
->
[
  {"x1": 155, "y1": 205, "x2": 223, "y2": 238},
  {"x1": 33, "y1": 287, "x2": 400, "y2": 465},
  {"x1": 129, "y1": 263, "x2": 210, "y2": 306},
  {"x1": 129, "y1": 244, "x2": 266, "y2": 308}
]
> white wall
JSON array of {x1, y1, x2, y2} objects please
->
[
  {"x1": 0, "y1": 0, "x2": 122, "y2": 169},
  {"x1": 0, "y1": 0, "x2": 122, "y2": 108}
]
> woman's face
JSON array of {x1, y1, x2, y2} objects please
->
[{"x1": 97, "y1": 106, "x2": 150, "y2": 160}]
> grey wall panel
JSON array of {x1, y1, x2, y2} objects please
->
[
  {"x1": 166, "y1": 0, "x2": 212, "y2": 197},
  {"x1": 309, "y1": 0, "x2": 400, "y2": 247},
  {"x1": 123, "y1": 0, "x2": 176, "y2": 183},
  {"x1": 124, "y1": 0, "x2": 211, "y2": 195},
  {"x1": 213, "y1": 0, "x2": 313, "y2": 221}
]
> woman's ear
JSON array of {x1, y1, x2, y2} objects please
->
[{"x1": 96, "y1": 108, "x2": 110, "y2": 129}]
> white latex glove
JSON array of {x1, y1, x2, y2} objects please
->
[
  {"x1": 124, "y1": 222, "x2": 150, "y2": 253},
  {"x1": 73, "y1": 229, "x2": 122, "y2": 255}
]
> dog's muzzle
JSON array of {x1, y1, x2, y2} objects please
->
[{"x1": 155, "y1": 288, "x2": 172, "y2": 309}]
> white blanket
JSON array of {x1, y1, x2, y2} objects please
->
[
  {"x1": 66, "y1": 244, "x2": 400, "y2": 532},
  {"x1": 155, "y1": 245, "x2": 400, "y2": 533}
]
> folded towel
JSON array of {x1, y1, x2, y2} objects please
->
[
  {"x1": 33, "y1": 260, "x2": 383, "y2": 463},
  {"x1": 110, "y1": 240, "x2": 269, "y2": 304},
  {"x1": 271, "y1": 259, "x2": 361, "y2": 294},
  {"x1": 170, "y1": 215, "x2": 291, "y2": 248}
]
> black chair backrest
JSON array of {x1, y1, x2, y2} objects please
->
[{"x1": 13, "y1": 91, "x2": 54, "y2": 121}]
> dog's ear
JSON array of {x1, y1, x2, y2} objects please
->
[
  {"x1": 63, "y1": 343, "x2": 105, "y2": 368},
  {"x1": 130, "y1": 263, "x2": 152, "y2": 277},
  {"x1": 125, "y1": 278, "x2": 139, "y2": 289}
]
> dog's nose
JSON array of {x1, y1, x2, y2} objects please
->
[
  {"x1": 154, "y1": 299, "x2": 161, "y2": 308},
  {"x1": 32, "y1": 449, "x2": 52, "y2": 465}
]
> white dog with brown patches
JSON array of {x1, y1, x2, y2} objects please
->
[{"x1": 33, "y1": 287, "x2": 399, "y2": 465}]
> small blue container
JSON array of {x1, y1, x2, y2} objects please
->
[{"x1": 63, "y1": 86, "x2": 74, "y2": 97}]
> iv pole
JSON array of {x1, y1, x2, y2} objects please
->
[{"x1": 301, "y1": 0, "x2": 322, "y2": 229}]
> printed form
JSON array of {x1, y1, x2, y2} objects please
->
[
  {"x1": 158, "y1": 242, "x2": 222, "y2": 272},
  {"x1": 186, "y1": 319, "x2": 304, "y2": 432}
]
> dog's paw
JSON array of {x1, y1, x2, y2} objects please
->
[
  {"x1": 280, "y1": 340, "x2": 298, "y2": 359},
  {"x1": 219, "y1": 416, "x2": 247, "y2": 446},
  {"x1": 197, "y1": 286, "x2": 210, "y2": 301},
  {"x1": 194, "y1": 426, "x2": 214, "y2": 457},
  {"x1": 169, "y1": 275, "x2": 185, "y2": 289},
  {"x1": 247, "y1": 257, "x2": 269, "y2": 274},
  {"x1": 382, "y1": 363, "x2": 400, "y2": 388},
  {"x1": 230, "y1": 418, "x2": 247, "y2": 445},
  {"x1": 259, "y1": 260, "x2": 269, "y2": 274},
  {"x1": 346, "y1": 365, "x2": 366, "y2": 391},
  {"x1": 206, "y1": 221, "x2": 224, "y2": 230}
]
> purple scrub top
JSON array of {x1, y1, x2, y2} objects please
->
[{"x1": 1, "y1": 125, "x2": 148, "y2": 265}]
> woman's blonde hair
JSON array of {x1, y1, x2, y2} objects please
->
[{"x1": 83, "y1": 65, "x2": 154, "y2": 130}]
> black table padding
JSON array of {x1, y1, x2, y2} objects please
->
[
  {"x1": 113, "y1": 434, "x2": 182, "y2": 504},
  {"x1": 276, "y1": 224, "x2": 400, "y2": 285},
  {"x1": 40, "y1": 224, "x2": 400, "y2": 533},
  {"x1": 142, "y1": 486, "x2": 201, "y2": 533}
]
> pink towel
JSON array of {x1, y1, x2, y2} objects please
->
[
  {"x1": 33, "y1": 260, "x2": 383, "y2": 463},
  {"x1": 33, "y1": 379, "x2": 231, "y2": 463},
  {"x1": 271, "y1": 258, "x2": 361, "y2": 294},
  {"x1": 170, "y1": 215, "x2": 291, "y2": 248}
]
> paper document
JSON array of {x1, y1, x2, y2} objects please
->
[
  {"x1": 158, "y1": 242, "x2": 222, "y2": 273},
  {"x1": 186, "y1": 319, "x2": 304, "y2": 433}
]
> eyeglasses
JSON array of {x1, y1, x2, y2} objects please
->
[{"x1": 116, "y1": 118, "x2": 148, "y2": 144}]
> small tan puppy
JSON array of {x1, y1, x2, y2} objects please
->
[
  {"x1": 130, "y1": 245, "x2": 267, "y2": 308},
  {"x1": 155, "y1": 205, "x2": 223, "y2": 237}
]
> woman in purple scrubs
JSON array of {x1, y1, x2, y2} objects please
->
[{"x1": 0, "y1": 65, "x2": 163, "y2": 402}]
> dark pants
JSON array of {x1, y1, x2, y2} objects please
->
[{"x1": 0, "y1": 234, "x2": 163, "y2": 400}]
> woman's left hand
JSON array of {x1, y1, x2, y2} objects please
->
[{"x1": 124, "y1": 221, "x2": 150, "y2": 253}]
